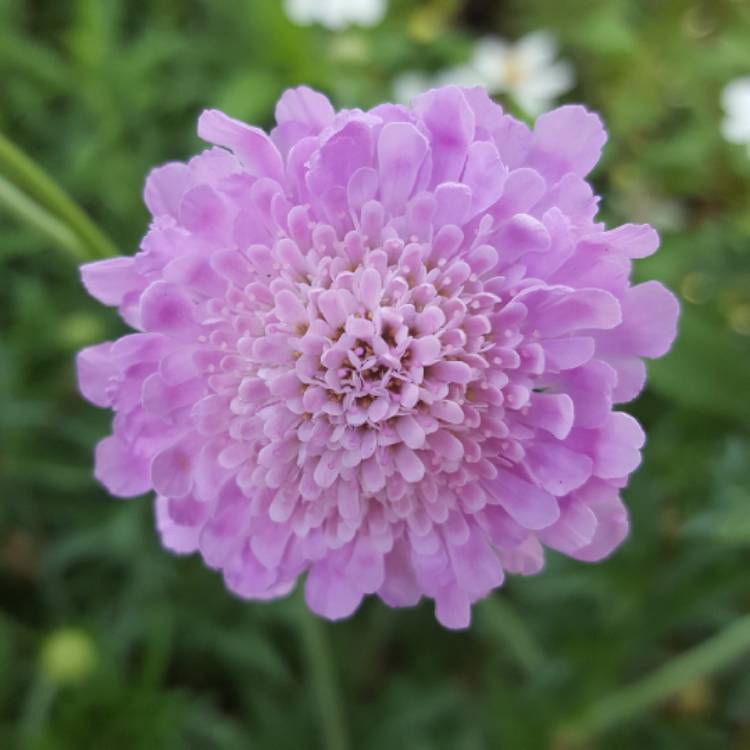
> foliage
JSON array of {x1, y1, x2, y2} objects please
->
[{"x1": 1, "y1": 0, "x2": 749, "y2": 748}]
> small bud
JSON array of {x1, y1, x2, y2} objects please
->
[{"x1": 40, "y1": 628, "x2": 98, "y2": 685}]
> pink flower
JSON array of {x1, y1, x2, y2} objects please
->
[{"x1": 77, "y1": 86, "x2": 678, "y2": 628}]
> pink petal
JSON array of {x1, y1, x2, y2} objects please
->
[
  {"x1": 522, "y1": 392, "x2": 574, "y2": 440},
  {"x1": 462, "y1": 140, "x2": 508, "y2": 215},
  {"x1": 539, "y1": 496, "x2": 597, "y2": 556},
  {"x1": 94, "y1": 435, "x2": 151, "y2": 498},
  {"x1": 143, "y1": 162, "x2": 191, "y2": 218},
  {"x1": 524, "y1": 441, "x2": 593, "y2": 497},
  {"x1": 151, "y1": 439, "x2": 195, "y2": 498},
  {"x1": 77, "y1": 342, "x2": 116, "y2": 407},
  {"x1": 486, "y1": 469, "x2": 559, "y2": 530},
  {"x1": 377, "y1": 122, "x2": 429, "y2": 213},
  {"x1": 413, "y1": 86, "x2": 475, "y2": 184},
  {"x1": 395, "y1": 415, "x2": 426, "y2": 450},
  {"x1": 592, "y1": 413, "x2": 645, "y2": 479},
  {"x1": 434, "y1": 583, "x2": 471, "y2": 630},
  {"x1": 80, "y1": 257, "x2": 142, "y2": 307},
  {"x1": 529, "y1": 105, "x2": 607, "y2": 181},
  {"x1": 569, "y1": 480, "x2": 629, "y2": 562},
  {"x1": 601, "y1": 281, "x2": 679, "y2": 359},
  {"x1": 139, "y1": 281, "x2": 197, "y2": 337},
  {"x1": 394, "y1": 445, "x2": 425, "y2": 483},
  {"x1": 198, "y1": 109, "x2": 284, "y2": 183},
  {"x1": 305, "y1": 561, "x2": 364, "y2": 620},
  {"x1": 275, "y1": 86, "x2": 335, "y2": 133}
]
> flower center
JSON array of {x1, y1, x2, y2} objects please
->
[{"x1": 217, "y1": 217, "x2": 512, "y2": 504}]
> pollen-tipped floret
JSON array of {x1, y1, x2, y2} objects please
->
[{"x1": 77, "y1": 86, "x2": 678, "y2": 628}]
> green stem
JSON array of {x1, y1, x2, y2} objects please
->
[
  {"x1": 0, "y1": 131, "x2": 117, "y2": 259},
  {"x1": 295, "y1": 594, "x2": 349, "y2": 750},
  {"x1": 17, "y1": 676, "x2": 57, "y2": 746},
  {"x1": 478, "y1": 597, "x2": 544, "y2": 675},
  {"x1": 564, "y1": 612, "x2": 750, "y2": 742},
  {"x1": 0, "y1": 174, "x2": 89, "y2": 261}
]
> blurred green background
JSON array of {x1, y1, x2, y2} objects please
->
[{"x1": 1, "y1": 0, "x2": 750, "y2": 748}]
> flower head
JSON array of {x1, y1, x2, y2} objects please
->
[
  {"x1": 284, "y1": 0, "x2": 386, "y2": 30},
  {"x1": 721, "y1": 76, "x2": 750, "y2": 155},
  {"x1": 78, "y1": 85, "x2": 678, "y2": 628}
]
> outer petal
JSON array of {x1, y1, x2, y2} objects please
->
[
  {"x1": 599, "y1": 281, "x2": 680, "y2": 359},
  {"x1": 305, "y1": 560, "x2": 364, "y2": 620},
  {"x1": 569, "y1": 481, "x2": 630, "y2": 562},
  {"x1": 77, "y1": 342, "x2": 116, "y2": 407},
  {"x1": 94, "y1": 436, "x2": 151, "y2": 498},
  {"x1": 80, "y1": 257, "x2": 143, "y2": 307},
  {"x1": 412, "y1": 86, "x2": 475, "y2": 185},
  {"x1": 144, "y1": 162, "x2": 191, "y2": 218},
  {"x1": 155, "y1": 496, "x2": 203, "y2": 555},
  {"x1": 198, "y1": 109, "x2": 284, "y2": 183},
  {"x1": 528, "y1": 105, "x2": 607, "y2": 181},
  {"x1": 275, "y1": 86, "x2": 335, "y2": 133},
  {"x1": 377, "y1": 122, "x2": 429, "y2": 213}
]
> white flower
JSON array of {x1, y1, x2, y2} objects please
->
[
  {"x1": 470, "y1": 31, "x2": 574, "y2": 115},
  {"x1": 284, "y1": 0, "x2": 386, "y2": 29},
  {"x1": 721, "y1": 77, "x2": 750, "y2": 154},
  {"x1": 393, "y1": 71, "x2": 433, "y2": 105}
]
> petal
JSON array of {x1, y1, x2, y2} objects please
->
[
  {"x1": 94, "y1": 435, "x2": 151, "y2": 498},
  {"x1": 579, "y1": 223, "x2": 660, "y2": 259},
  {"x1": 447, "y1": 524, "x2": 504, "y2": 600},
  {"x1": 395, "y1": 415, "x2": 426, "y2": 450},
  {"x1": 151, "y1": 440, "x2": 195, "y2": 498},
  {"x1": 521, "y1": 392, "x2": 574, "y2": 440},
  {"x1": 539, "y1": 496, "x2": 597, "y2": 556},
  {"x1": 529, "y1": 105, "x2": 607, "y2": 181},
  {"x1": 601, "y1": 281, "x2": 680, "y2": 359},
  {"x1": 413, "y1": 86, "x2": 475, "y2": 184},
  {"x1": 80, "y1": 257, "x2": 142, "y2": 307},
  {"x1": 139, "y1": 281, "x2": 197, "y2": 337},
  {"x1": 493, "y1": 213, "x2": 550, "y2": 259},
  {"x1": 345, "y1": 537, "x2": 385, "y2": 594},
  {"x1": 394, "y1": 445, "x2": 425, "y2": 483},
  {"x1": 378, "y1": 540, "x2": 421, "y2": 607},
  {"x1": 197, "y1": 109, "x2": 284, "y2": 183},
  {"x1": 77, "y1": 342, "x2": 116, "y2": 407},
  {"x1": 592, "y1": 413, "x2": 645, "y2": 479},
  {"x1": 434, "y1": 182, "x2": 472, "y2": 227},
  {"x1": 377, "y1": 122, "x2": 429, "y2": 213},
  {"x1": 608, "y1": 357, "x2": 647, "y2": 404},
  {"x1": 275, "y1": 86, "x2": 335, "y2": 133},
  {"x1": 305, "y1": 561, "x2": 364, "y2": 620},
  {"x1": 462, "y1": 140, "x2": 508, "y2": 215},
  {"x1": 554, "y1": 360, "x2": 618, "y2": 429},
  {"x1": 434, "y1": 582, "x2": 471, "y2": 629},
  {"x1": 155, "y1": 496, "x2": 202, "y2": 555},
  {"x1": 521, "y1": 287, "x2": 622, "y2": 337},
  {"x1": 569, "y1": 480, "x2": 629, "y2": 562},
  {"x1": 143, "y1": 162, "x2": 190, "y2": 218},
  {"x1": 486, "y1": 469, "x2": 559, "y2": 530},
  {"x1": 524, "y1": 440, "x2": 593, "y2": 497}
]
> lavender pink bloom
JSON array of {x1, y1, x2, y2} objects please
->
[{"x1": 77, "y1": 86, "x2": 678, "y2": 628}]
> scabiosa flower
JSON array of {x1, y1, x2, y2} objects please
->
[{"x1": 77, "y1": 86, "x2": 678, "y2": 628}]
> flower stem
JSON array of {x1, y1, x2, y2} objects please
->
[
  {"x1": 478, "y1": 596, "x2": 544, "y2": 674},
  {"x1": 563, "y1": 612, "x2": 750, "y2": 742},
  {"x1": 0, "y1": 174, "x2": 90, "y2": 262},
  {"x1": 17, "y1": 676, "x2": 57, "y2": 746},
  {"x1": 295, "y1": 593, "x2": 350, "y2": 750},
  {"x1": 0, "y1": 131, "x2": 117, "y2": 260}
]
